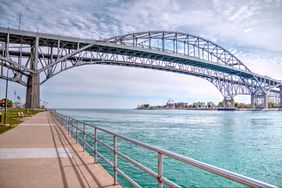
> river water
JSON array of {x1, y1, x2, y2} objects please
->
[{"x1": 57, "y1": 109, "x2": 282, "y2": 187}]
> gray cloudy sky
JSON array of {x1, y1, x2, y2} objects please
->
[{"x1": 0, "y1": 0, "x2": 282, "y2": 108}]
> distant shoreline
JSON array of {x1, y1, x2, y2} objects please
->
[{"x1": 135, "y1": 108, "x2": 281, "y2": 111}]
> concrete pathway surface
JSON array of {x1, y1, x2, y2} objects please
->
[{"x1": 0, "y1": 111, "x2": 121, "y2": 188}]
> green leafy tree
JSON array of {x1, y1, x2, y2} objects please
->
[
  {"x1": 7, "y1": 99, "x2": 13, "y2": 107},
  {"x1": 218, "y1": 101, "x2": 223, "y2": 107}
]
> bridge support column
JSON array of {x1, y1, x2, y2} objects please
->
[
  {"x1": 251, "y1": 94, "x2": 268, "y2": 109},
  {"x1": 251, "y1": 94, "x2": 256, "y2": 110},
  {"x1": 25, "y1": 36, "x2": 40, "y2": 109},
  {"x1": 223, "y1": 97, "x2": 227, "y2": 109},
  {"x1": 222, "y1": 97, "x2": 235, "y2": 110},
  {"x1": 26, "y1": 73, "x2": 40, "y2": 108},
  {"x1": 251, "y1": 94, "x2": 255, "y2": 109},
  {"x1": 230, "y1": 97, "x2": 234, "y2": 109},
  {"x1": 263, "y1": 94, "x2": 268, "y2": 109},
  {"x1": 280, "y1": 85, "x2": 282, "y2": 110}
]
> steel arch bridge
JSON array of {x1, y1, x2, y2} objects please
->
[{"x1": 0, "y1": 27, "x2": 281, "y2": 109}]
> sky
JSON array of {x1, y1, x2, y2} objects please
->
[{"x1": 0, "y1": 0, "x2": 282, "y2": 108}]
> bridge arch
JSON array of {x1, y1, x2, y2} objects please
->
[
  {"x1": 35, "y1": 31, "x2": 265, "y2": 98},
  {"x1": 104, "y1": 31, "x2": 251, "y2": 71}
]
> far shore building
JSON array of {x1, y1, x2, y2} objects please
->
[
  {"x1": 193, "y1": 102, "x2": 206, "y2": 108},
  {"x1": 165, "y1": 99, "x2": 175, "y2": 109},
  {"x1": 175, "y1": 102, "x2": 189, "y2": 109}
]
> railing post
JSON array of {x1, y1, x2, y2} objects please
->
[
  {"x1": 65, "y1": 117, "x2": 70, "y2": 130},
  {"x1": 76, "y1": 120, "x2": 78, "y2": 143},
  {"x1": 83, "y1": 123, "x2": 86, "y2": 152},
  {"x1": 157, "y1": 152, "x2": 163, "y2": 188},
  {"x1": 71, "y1": 119, "x2": 74, "y2": 136},
  {"x1": 94, "y1": 127, "x2": 97, "y2": 163},
  {"x1": 113, "y1": 135, "x2": 118, "y2": 185},
  {"x1": 68, "y1": 117, "x2": 71, "y2": 127},
  {"x1": 67, "y1": 119, "x2": 71, "y2": 134}
]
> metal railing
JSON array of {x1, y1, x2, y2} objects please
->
[{"x1": 51, "y1": 111, "x2": 278, "y2": 188}]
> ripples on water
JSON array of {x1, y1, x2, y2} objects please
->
[{"x1": 58, "y1": 109, "x2": 282, "y2": 187}]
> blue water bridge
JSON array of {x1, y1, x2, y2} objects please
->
[{"x1": 0, "y1": 28, "x2": 281, "y2": 109}]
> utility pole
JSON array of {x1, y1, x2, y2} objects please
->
[{"x1": 4, "y1": 69, "x2": 9, "y2": 125}]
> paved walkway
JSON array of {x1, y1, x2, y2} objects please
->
[{"x1": 0, "y1": 111, "x2": 121, "y2": 188}]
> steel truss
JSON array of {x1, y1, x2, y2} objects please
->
[{"x1": 0, "y1": 28, "x2": 281, "y2": 108}]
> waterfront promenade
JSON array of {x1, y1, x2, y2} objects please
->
[{"x1": 0, "y1": 111, "x2": 120, "y2": 188}]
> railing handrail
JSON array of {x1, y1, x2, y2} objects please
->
[{"x1": 51, "y1": 111, "x2": 278, "y2": 188}]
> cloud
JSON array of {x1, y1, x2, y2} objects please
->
[{"x1": 1, "y1": 0, "x2": 281, "y2": 52}]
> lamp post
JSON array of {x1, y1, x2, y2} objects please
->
[{"x1": 4, "y1": 69, "x2": 9, "y2": 125}]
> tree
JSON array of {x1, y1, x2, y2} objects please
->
[
  {"x1": 218, "y1": 101, "x2": 223, "y2": 107},
  {"x1": 268, "y1": 102, "x2": 279, "y2": 108},
  {"x1": 7, "y1": 99, "x2": 13, "y2": 107}
]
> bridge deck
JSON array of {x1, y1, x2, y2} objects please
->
[{"x1": 0, "y1": 111, "x2": 120, "y2": 188}]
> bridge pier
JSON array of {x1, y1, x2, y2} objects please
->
[
  {"x1": 251, "y1": 94, "x2": 255, "y2": 109},
  {"x1": 223, "y1": 97, "x2": 235, "y2": 108},
  {"x1": 263, "y1": 95, "x2": 268, "y2": 109},
  {"x1": 230, "y1": 98, "x2": 234, "y2": 108},
  {"x1": 220, "y1": 97, "x2": 235, "y2": 110},
  {"x1": 25, "y1": 37, "x2": 40, "y2": 109},
  {"x1": 280, "y1": 85, "x2": 282, "y2": 110},
  {"x1": 250, "y1": 94, "x2": 268, "y2": 109},
  {"x1": 26, "y1": 73, "x2": 40, "y2": 108}
]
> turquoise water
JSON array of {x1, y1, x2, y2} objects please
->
[{"x1": 58, "y1": 109, "x2": 282, "y2": 187}]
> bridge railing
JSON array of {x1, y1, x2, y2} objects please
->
[{"x1": 51, "y1": 111, "x2": 278, "y2": 188}]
